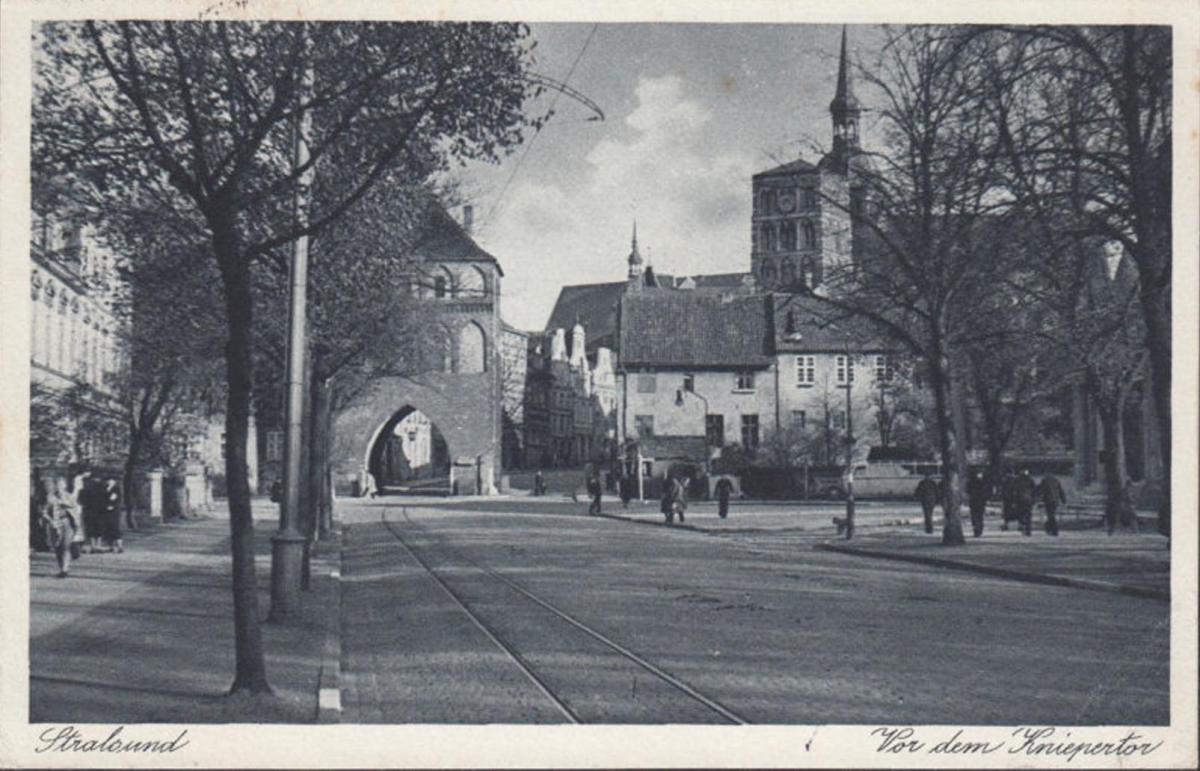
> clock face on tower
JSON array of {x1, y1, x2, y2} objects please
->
[{"x1": 777, "y1": 190, "x2": 797, "y2": 214}]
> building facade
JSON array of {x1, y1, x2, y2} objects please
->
[{"x1": 29, "y1": 209, "x2": 129, "y2": 479}]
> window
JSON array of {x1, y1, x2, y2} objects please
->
[
  {"x1": 780, "y1": 258, "x2": 795, "y2": 285},
  {"x1": 221, "y1": 432, "x2": 228, "y2": 459},
  {"x1": 434, "y1": 275, "x2": 447, "y2": 298},
  {"x1": 706, "y1": 414, "x2": 725, "y2": 447},
  {"x1": 784, "y1": 310, "x2": 796, "y2": 336},
  {"x1": 266, "y1": 430, "x2": 284, "y2": 462},
  {"x1": 683, "y1": 374, "x2": 695, "y2": 393},
  {"x1": 802, "y1": 221, "x2": 816, "y2": 248},
  {"x1": 761, "y1": 258, "x2": 777, "y2": 283},
  {"x1": 734, "y1": 371, "x2": 755, "y2": 392},
  {"x1": 741, "y1": 414, "x2": 760, "y2": 451},
  {"x1": 634, "y1": 414, "x2": 655, "y2": 437},
  {"x1": 833, "y1": 410, "x2": 846, "y2": 430},
  {"x1": 457, "y1": 322, "x2": 487, "y2": 374},
  {"x1": 836, "y1": 355, "x2": 855, "y2": 385},
  {"x1": 637, "y1": 374, "x2": 657, "y2": 393},
  {"x1": 875, "y1": 355, "x2": 894, "y2": 383},
  {"x1": 796, "y1": 355, "x2": 815, "y2": 385},
  {"x1": 762, "y1": 223, "x2": 777, "y2": 253},
  {"x1": 791, "y1": 410, "x2": 807, "y2": 430},
  {"x1": 764, "y1": 190, "x2": 777, "y2": 213},
  {"x1": 641, "y1": 459, "x2": 653, "y2": 477},
  {"x1": 804, "y1": 188, "x2": 818, "y2": 209},
  {"x1": 780, "y1": 221, "x2": 797, "y2": 251}
]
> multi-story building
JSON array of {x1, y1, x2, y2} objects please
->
[
  {"x1": 500, "y1": 324, "x2": 529, "y2": 468},
  {"x1": 29, "y1": 208, "x2": 128, "y2": 478}
]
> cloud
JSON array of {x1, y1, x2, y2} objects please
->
[{"x1": 482, "y1": 74, "x2": 757, "y2": 330}]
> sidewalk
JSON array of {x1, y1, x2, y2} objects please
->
[
  {"x1": 29, "y1": 509, "x2": 340, "y2": 723},
  {"x1": 816, "y1": 528, "x2": 1170, "y2": 601}
]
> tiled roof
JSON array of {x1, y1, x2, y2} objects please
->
[
  {"x1": 754, "y1": 158, "x2": 817, "y2": 178},
  {"x1": 772, "y1": 294, "x2": 892, "y2": 352},
  {"x1": 414, "y1": 205, "x2": 504, "y2": 275},
  {"x1": 544, "y1": 281, "x2": 627, "y2": 344},
  {"x1": 688, "y1": 272, "x2": 753, "y2": 289},
  {"x1": 619, "y1": 290, "x2": 772, "y2": 368}
]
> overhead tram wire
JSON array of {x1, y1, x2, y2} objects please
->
[{"x1": 483, "y1": 24, "x2": 602, "y2": 228}]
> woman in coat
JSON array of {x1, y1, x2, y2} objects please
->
[
  {"x1": 43, "y1": 477, "x2": 78, "y2": 577},
  {"x1": 101, "y1": 477, "x2": 123, "y2": 552}
]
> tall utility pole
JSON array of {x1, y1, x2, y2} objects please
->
[
  {"x1": 270, "y1": 47, "x2": 313, "y2": 620},
  {"x1": 843, "y1": 344, "x2": 856, "y2": 540}
]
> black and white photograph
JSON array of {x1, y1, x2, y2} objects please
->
[{"x1": 1, "y1": 0, "x2": 1196, "y2": 767}]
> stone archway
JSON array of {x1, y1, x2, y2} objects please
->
[{"x1": 332, "y1": 370, "x2": 499, "y2": 497}]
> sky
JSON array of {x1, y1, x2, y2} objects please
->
[{"x1": 457, "y1": 23, "x2": 886, "y2": 332}]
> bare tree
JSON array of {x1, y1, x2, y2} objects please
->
[
  {"x1": 803, "y1": 26, "x2": 1023, "y2": 545},
  {"x1": 984, "y1": 25, "x2": 1171, "y2": 534},
  {"x1": 35, "y1": 20, "x2": 539, "y2": 695}
]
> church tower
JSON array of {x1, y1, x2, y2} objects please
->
[{"x1": 749, "y1": 26, "x2": 861, "y2": 294}]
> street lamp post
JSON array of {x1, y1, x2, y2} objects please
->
[
  {"x1": 269, "y1": 52, "x2": 313, "y2": 620},
  {"x1": 676, "y1": 388, "x2": 711, "y2": 478},
  {"x1": 843, "y1": 345, "x2": 856, "y2": 540}
]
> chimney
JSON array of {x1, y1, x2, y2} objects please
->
[{"x1": 462, "y1": 205, "x2": 474, "y2": 235}]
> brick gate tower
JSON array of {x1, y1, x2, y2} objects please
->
[{"x1": 331, "y1": 205, "x2": 504, "y2": 496}]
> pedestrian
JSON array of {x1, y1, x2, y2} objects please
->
[
  {"x1": 77, "y1": 470, "x2": 104, "y2": 554},
  {"x1": 914, "y1": 474, "x2": 939, "y2": 534},
  {"x1": 1038, "y1": 472, "x2": 1066, "y2": 536},
  {"x1": 270, "y1": 478, "x2": 282, "y2": 505},
  {"x1": 101, "y1": 476, "x2": 123, "y2": 552},
  {"x1": 1011, "y1": 468, "x2": 1037, "y2": 536},
  {"x1": 1000, "y1": 471, "x2": 1017, "y2": 531},
  {"x1": 361, "y1": 468, "x2": 377, "y2": 499},
  {"x1": 671, "y1": 474, "x2": 689, "y2": 524},
  {"x1": 534, "y1": 469, "x2": 546, "y2": 497},
  {"x1": 715, "y1": 476, "x2": 733, "y2": 519},
  {"x1": 587, "y1": 471, "x2": 602, "y2": 515},
  {"x1": 42, "y1": 477, "x2": 78, "y2": 578},
  {"x1": 660, "y1": 478, "x2": 674, "y2": 523},
  {"x1": 619, "y1": 475, "x2": 632, "y2": 508},
  {"x1": 966, "y1": 470, "x2": 989, "y2": 538},
  {"x1": 30, "y1": 468, "x2": 49, "y2": 552}
]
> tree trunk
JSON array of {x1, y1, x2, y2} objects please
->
[
  {"x1": 122, "y1": 425, "x2": 143, "y2": 524},
  {"x1": 1098, "y1": 401, "x2": 1127, "y2": 532},
  {"x1": 214, "y1": 220, "x2": 271, "y2": 695},
  {"x1": 930, "y1": 342, "x2": 966, "y2": 546},
  {"x1": 313, "y1": 378, "x2": 334, "y2": 540},
  {"x1": 1139, "y1": 291, "x2": 1170, "y2": 536}
]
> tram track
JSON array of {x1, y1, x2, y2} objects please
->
[{"x1": 378, "y1": 505, "x2": 750, "y2": 725}]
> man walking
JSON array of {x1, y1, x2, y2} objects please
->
[
  {"x1": 715, "y1": 476, "x2": 734, "y2": 520},
  {"x1": 1011, "y1": 468, "x2": 1037, "y2": 536},
  {"x1": 966, "y1": 470, "x2": 989, "y2": 538},
  {"x1": 1038, "y1": 472, "x2": 1066, "y2": 536},
  {"x1": 914, "y1": 474, "x2": 939, "y2": 535},
  {"x1": 587, "y1": 470, "x2": 602, "y2": 515}
]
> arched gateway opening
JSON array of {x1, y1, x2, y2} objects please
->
[{"x1": 367, "y1": 406, "x2": 450, "y2": 495}]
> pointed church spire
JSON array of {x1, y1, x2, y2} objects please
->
[
  {"x1": 829, "y1": 26, "x2": 861, "y2": 159},
  {"x1": 627, "y1": 220, "x2": 643, "y2": 280}
]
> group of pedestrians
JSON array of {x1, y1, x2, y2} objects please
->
[
  {"x1": 31, "y1": 468, "x2": 127, "y2": 578},
  {"x1": 917, "y1": 468, "x2": 1068, "y2": 538}
]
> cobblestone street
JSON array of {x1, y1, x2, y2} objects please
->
[{"x1": 337, "y1": 497, "x2": 1169, "y2": 725}]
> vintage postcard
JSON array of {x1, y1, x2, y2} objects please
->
[{"x1": 1, "y1": 0, "x2": 1196, "y2": 767}]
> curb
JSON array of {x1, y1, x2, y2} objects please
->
[
  {"x1": 592, "y1": 510, "x2": 924, "y2": 536},
  {"x1": 316, "y1": 528, "x2": 343, "y2": 723},
  {"x1": 815, "y1": 542, "x2": 1169, "y2": 602}
]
